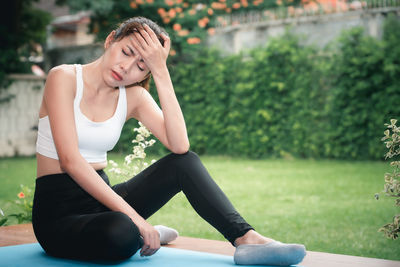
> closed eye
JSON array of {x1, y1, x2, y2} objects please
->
[
  {"x1": 137, "y1": 64, "x2": 144, "y2": 71},
  {"x1": 122, "y1": 49, "x2": 129, "y2": 56},
  {"x1": 124, "y1": 46, "x2": 145, "y2": 71}
]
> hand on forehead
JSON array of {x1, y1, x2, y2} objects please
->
[{"x1": 131, "y1": 24, "x2": 158, "y2": 46}]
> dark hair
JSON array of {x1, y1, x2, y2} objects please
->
[{"x1": 112, "y1": 17, "x2": 168, "y2": 91}]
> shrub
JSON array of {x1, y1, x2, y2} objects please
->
[{"x1": 377, "y1": 119, "x2": 400, "y2": 239}]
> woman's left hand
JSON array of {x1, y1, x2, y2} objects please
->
[{"x1": 130, "y1": 24, "x2": 170, "y2": 73}]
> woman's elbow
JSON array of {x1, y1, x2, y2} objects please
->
[
  {"x1": 171, "y1": 141, "x2": 190, "y2": 154},
  {"x1": 58, "y1": 153, "x2": 80, "y2": 172},
  {"x1": 59, "y1": 157, "x2": 72, "y2": 172}
]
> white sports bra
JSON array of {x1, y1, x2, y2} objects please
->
[{"x1": 36, "y1": 64, "x2": 127, "y2": 163}]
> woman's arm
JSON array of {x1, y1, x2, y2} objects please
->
[
  {"x1": 130, "y1": 25, "x2": 190, "y2": 154},
  {"x1": 43, "y1": 65, "x2": 159, "y2": 255},
  {"x1": 130, "y1": 72, "x2": 190, "y2": 154}
]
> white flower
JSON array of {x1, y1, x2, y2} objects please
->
[
  {"x1": 134, "y1": 122, "x2": 151, "y2": 138},
  {"x1": 139, "y1": 128, "x2": 151, "y2": 138},
  {"x1": 136, "y1": 134, "x2": 144, "y2": 142},
  {"x1": 111, "y1": 122, "x2": 156, "y2": 178},
  {"x1": 109, "y1": 168, "x2": 122, "y2": 175},
  {"x1": 125, "y1": 154, "x2": 137, "y2": 165},
  {"x1": 108, "y1": 160, "x2": 118, "y2": 168}
]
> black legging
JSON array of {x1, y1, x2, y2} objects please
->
[{"x1": 32, "y1": 151, "x2": 254, "y2": 262}]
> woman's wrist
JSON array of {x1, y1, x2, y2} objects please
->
[{"x1": 150, "y1": 63, "x2": 169, "y2": 80}]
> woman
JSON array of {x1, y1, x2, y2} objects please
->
[{"x1": 32, "y1": 16, "x2": 306, "y2": 265}]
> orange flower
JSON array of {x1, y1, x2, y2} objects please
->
[
  {"x1": 233, "y1": 3, "x2": 241, "y2": 9},
  {"x1": 146, "y1": 0, "x2": 154, "y2": 3},
  {"x1": 178, "y1": 29, "x2": 190, "y2": 36},
  {"x1": 18, "y1": 192, "x2": 25, "y2": 198},
  {"x1": 136, "y1": 0, "x2": 144, "y2": 4},
  {"x1": 241, "y1": 0, "x2": 249, "y2": 7},
  {"x1": 276, "y1": 0, "x2": 282, "y2": 5},
  {"x1": 173, "y1": 23, "x2": 182, "y2": 31},
  {"x1": 189, "y1": 9, "x2": 196, "y2": 15},
  {"x1": 130, "y1": 2, "x2": 138, "y2": 8},
  {"x1": 169, "y1": 49, "x2": 176, "y2": 56},
  {"x1": 219, "y1": 0, "x2": 226, "y2": 2},
  {"x1": 208, "y1": 8, "x2": 214, "y2": 15},
  {"x1": 158, "y1": 8, "x2": 166, "y2": 16},
  {"x1": 207, "y1": 27, "x2": 216, "y2": 35},
  {"x1": 163, "y1": 17, "x2": 171, "y2": 24},
  {"x1": 176, "y1": 0, "x2": 183, "y2": 3},
  {"x1": 165, "y1": 0, "x2": 174, "y2": 6},
  {"x1": 179, "y1": 13, "x2": 185, "y2": 18},
  {"x1": 187, "y1": 37, "x2": 201, "y2": 44},
  {"x1": 176, "y1": 7, "x2": 183, "y2": 13},
  {"x1": 225, "y1": 7, "x2": 232, "y2": 13},
  {"x1": 211, "y1": 2, "x2": 226, "y2": 9},
  {"x1": 198, "y1": 17, "x2": 210, "y2": 28},
  {"x1": 169, "y1": 9, "x2": 176, "y2": 18},
  {"x1": 198, "y1": 19, "x2": 206, "y2": 28},
  {"x1": 183, "y1": 2, "x2": 189, "y2": 8}
]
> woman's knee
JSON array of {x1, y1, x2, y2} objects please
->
[
  {"x1": 95, "y1": 212, "x2": 142, "y2": 260},
  {"x1": 169, "y1": 150, "x2": 201, "y2": 167}
]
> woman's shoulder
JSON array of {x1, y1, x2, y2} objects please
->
[
  {"x1": 47, "y1": 64, "x2": 76, "y2": 81},
  {"x1": 124, "y1": 85, "x2": 153, "y2": 119},
  {"x1": 125, "y1": 84, "x2": 149, "y2": 98},
  {"x1": 43, "y1": 64, "x2": 77, "y2": 98}
]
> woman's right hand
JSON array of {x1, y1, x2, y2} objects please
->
[
  {"x1": 129, "y1": 24, "x2": 170, "y2": 74},
  {"x1": 135, "y1": 218, "x2": 160, "y2": 257}
]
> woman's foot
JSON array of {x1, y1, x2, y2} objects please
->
[
  {"x1": 233, "y1": 230, "x2": 306, "y2": 266},
  {"x1": 154, "y1": 225, "x2": 179, "y2": 245},
  {"x1": 234, "y1": 230, "x2": 275, "y2": 247}
]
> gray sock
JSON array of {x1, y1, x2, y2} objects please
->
[
  {"x1": 234, "y1": 241, "x2": 306, "y2": 266},
  {"x1": 154, "y1": 225, "x2": 179, "y2": 245}
]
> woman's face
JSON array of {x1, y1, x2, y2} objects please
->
[{"x1": 101, "y1": 32, "x2": 150, "y2": 88}]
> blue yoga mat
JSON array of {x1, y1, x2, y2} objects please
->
[{"x1": 0, "y1": 243, "x2": 304, "y2": 266}]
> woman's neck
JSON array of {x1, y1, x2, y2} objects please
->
[{"x1": 82, "y1": 57, "x2": 113, "y2": 95}]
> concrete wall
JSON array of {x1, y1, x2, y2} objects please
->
[
  {"x1": 207, "y1": 7, "x2": 400, "y2": 55},
  {"x1": 0, "y1": 75, "x2": 45, "y2": 157}
]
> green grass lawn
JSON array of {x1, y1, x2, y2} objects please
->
[{"x1": 0, "y1": 153, "x2": 398, "y2": 261}]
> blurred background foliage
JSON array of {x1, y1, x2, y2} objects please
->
[
  {"x1": 118, "y1": 12, "x2": 400, "y2": 160},
  {"x1": 2, "y1": 0, "x2": 399, "y2": 160},
  {"x1": 1, "y1": 0, "x2": 51, "y2": 92}
]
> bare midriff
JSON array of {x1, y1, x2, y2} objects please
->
[{"x1": 36, "y1": 153, "x2": 107, "y2": 178}]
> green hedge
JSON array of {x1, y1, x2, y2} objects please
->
[{"x1": 115, "y1": 14, "x2": 400, "y2": 160}]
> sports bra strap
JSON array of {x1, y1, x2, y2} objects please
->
[{"x1": 74, "y1": 64, "x2": 83, "y2": 106}]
